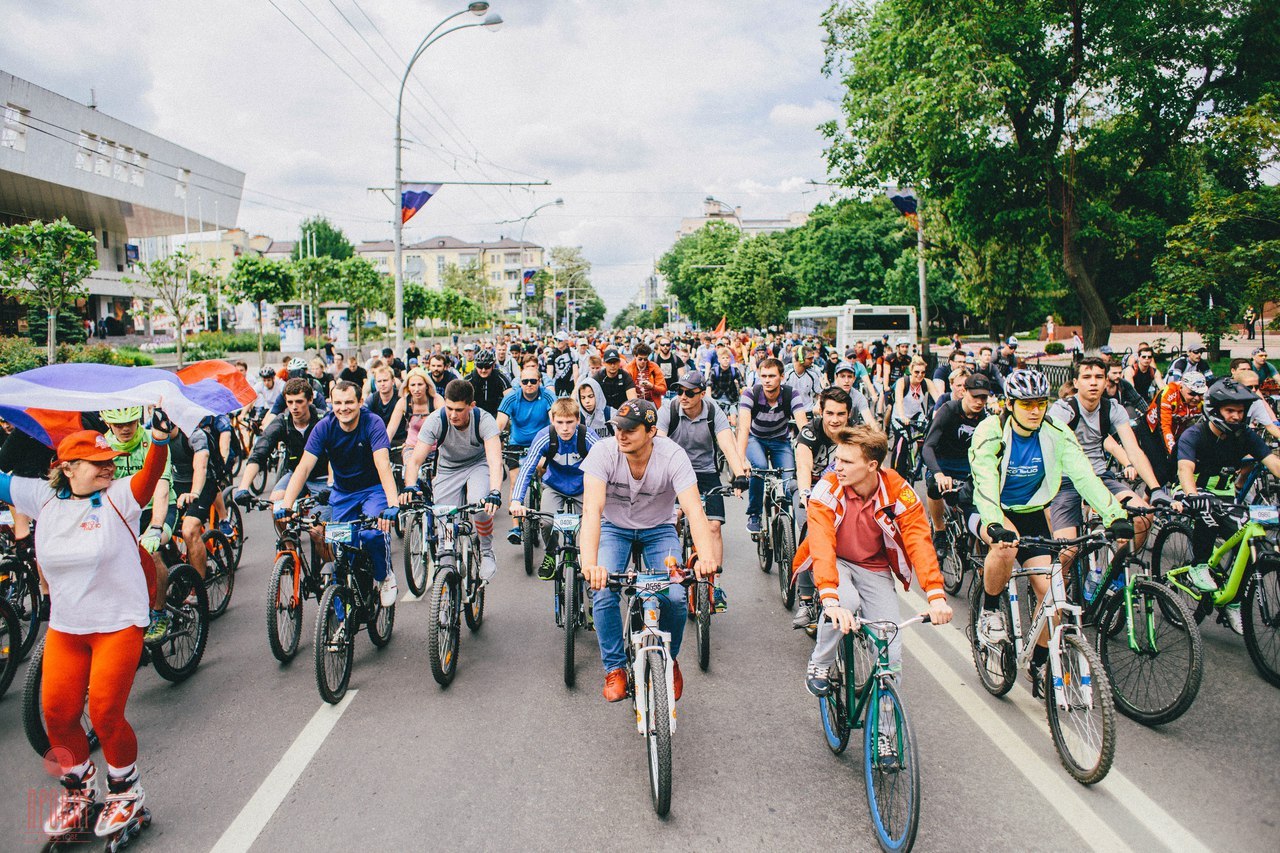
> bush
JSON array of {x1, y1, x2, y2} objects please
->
[
  {"x1": 1044, "y1": 341, "x2": 1065, "y2": 355},
  {"x1": 0, "y1": 336, "x2": 44, "y2": 375},
  {"x1": 186, "y1": 331, "x2": 280, "y2": 353},
  {"x1": 0, "y1": 337, "x2": 158, "y2": 375}
]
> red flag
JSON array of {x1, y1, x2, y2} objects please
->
[
  {"x1": 712, "y1": 316, "x2": 727, "y2": 337},
  {"x1": 177, "y1": 360, "x2": 257, "y2": 407}
]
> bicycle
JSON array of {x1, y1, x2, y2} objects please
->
[
  {"x1": 522, "y1": 497, "x2": 588, "y2": 687},
  {"x1": 679, "y1": 485, "x2": 737, "y2": 671},
  {"x1": 935, "y1": 482, "x2": 984, "y2": 598},
  {"x1": 159, "y1": 520, "x2": 235, "y2": 619},
  {"x1": 0, "y1": 508, "x2": 43, "y2": 660},
  {"x1": 967, "y1": 530, "x2": 1118, "y2": 784},
  {"x1": 604, "y1": 560, "x2": 713, "y2": 817},
  {"x1": 750, "y1": 466, "x2": 796, "y2": 579},
  {"x1": 889, "y1": 415, "x2": 928, "y2": 485},
  {"x1": 0, "y1": 594, "x2": 19, "y2": 699},
  {"x1": 400, "y1": 481, "x2": 437, "y2": 598},
  {"x1": 423, "y1": 501, "x2": 488, "y2": 687},
  {"x1": 313, "y1": 515, "x2": 395, "y2": 704},
  {"x1": 1151, "y1": 494, "x2": 1280, "y2": 687},
  {"x1": 816, "y1": 612, "x2": 933, "y2": 853},
  {"x1": 504, "y1": 445, "x2": 544, "y2": 576},
  {"x1": 247, "y1": 496, "x2": 326, "y2": 663}
]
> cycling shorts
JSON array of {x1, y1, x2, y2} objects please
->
[
  {"x1": 176, "y1": 482, "x2": 217, "y2": 523},
  {"x1": 505, "y1": 445, "x2": 528, "y2": 471},
  {"x1": 1004, "y1": 508, "x2": 1054, "y2": 564},
  {"x1": 1047, "y1": 472, "x2": 1132, "y2": 531}
]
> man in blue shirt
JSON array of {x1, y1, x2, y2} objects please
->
[
  {"x1": 497, "y1": 360, "x2": 556, "y2": 543},
  {"x1": 278, "y1": 380, "x2": 401, "y2": 606}
]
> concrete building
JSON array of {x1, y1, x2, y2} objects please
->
[
  {"x1": 184, "y1": 227, "x2": 272, "y2": 275},
  {"x1": 677, "y1": 196, "x2": 808, "y2": 238},
  {"x1": 0, "y1": 71, "x2": 243, "y2": 335}
]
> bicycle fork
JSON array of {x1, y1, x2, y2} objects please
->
[{"x1": 632, "y1": 612, "x2": 677, "y2": 736}]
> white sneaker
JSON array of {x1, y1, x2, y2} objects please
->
[
  {"x1": 978, "y1": 609, "x2": 1007, "y2": 645},
  {"x1": 1222, "y1": 604, "x2": 1244, "y2": 636},
  {"x1": 480, "y1": 551, "x2": 498, "y2": 582},
  {"x1": 379, "y1": 571, "x2": 398, "y2": 607}
]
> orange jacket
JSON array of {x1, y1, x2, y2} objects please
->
[
  {"x1": 1145, "y1": 382, "x2": 1201, "y2": 454},
  {"x1": 625, "y1": 359, "x2": 668, "y2": 403},
  {"x1": 793, "y1": 469, "x2": 945, "y2": 605}
]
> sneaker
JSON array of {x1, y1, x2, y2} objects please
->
[
  {"x1": 378, "y1": 571, "x2": 398, "y2": 607},
  {"x1": 673, "y1": 659, "x2": 683, "y2": 702},
  {"x1": 1028, "y1": 661, "x2": 1046, "y2": 699},
  {"x1": 143, "y1": 609, "x2": 170, "y2": 645},
  {"x1": 932, "y1": 529, "x2": 948, "y2": 554},
  {"x1": 1187, "y1": 563, "x2": 1219, "y2": 593},
  {"x1": 713, "y1": 586, "x2": 728, "y2": 613},
  {"x1": 94, "y1": 770, "x2": 143, "y2": 838},
  {"x1": 45, "y1": 764, "x2": 98, "y2": 837},
  {"x1": 1221, "y1": 603, "x2": 1244, "y2": 635},
  {"x1": 603, "y1": 667, "x2": 627, "y2": 702},
  {"x1": 792, "y1": 599, "x2": 816, "y2": 630},
  {"x1": 507, "y1": 526, "x2": 522, "y2": 546},
  {"x1": 217, "y1": 520, "x2": 235, "y2": 538},
  {"x1": 480, "y1": 551, "x2": 498, "y2": 582},
  {"x1": 746, "y1": 515, "x2": 762, "y2": 535},
  {"x1": 876, "y1": 730, "x2": 899, "y2": 770},
  {"x1": 978, "y1": 608, "x2": 1007, "y2": 645},
  {"x1": 538, "y1": 552, "x2": 557, "y2": 581},
  {"x1": 805, "y1": 662, "x2": 832, "y2": 697}
]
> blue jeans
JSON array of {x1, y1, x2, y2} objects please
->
[
  {"x1": 329, "y1": 485, "x2": 391, "y2": 583},
  {"x1": 746, "y1": 435, "x2": 795, "y2": 518},
  {"x1": 592, "y1": 522, "x2": 686, "y2": 672}
]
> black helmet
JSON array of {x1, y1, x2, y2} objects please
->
[
  {"x1": 1204, "y1": 378, "x2": 1257, "y2": 435},
  {"x1": 474, "y1": 350, "x2": 496, "y2": 369}
]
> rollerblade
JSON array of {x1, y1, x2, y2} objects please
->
[
  {"x1": 94, "y1": 770, "x2": 150, "y2": 851},
  {"x1": 42, "y1": 763, "x2": 100, "y2": 847}
]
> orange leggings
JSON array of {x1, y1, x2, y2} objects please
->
[{"x1": 42, "y1": 626, "x2": 143, "y2": 769}]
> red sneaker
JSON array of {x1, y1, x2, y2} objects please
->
[
  {"x1": 673, "y1": 659, "x2": 683, "y2": 702},
  {"x1": 603, "y1": 668, "x2": 627, "y2": 702}
]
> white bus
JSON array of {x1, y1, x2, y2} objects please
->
[{"x1": 788, "y1": 301, "x2": 917, "y2": 355}]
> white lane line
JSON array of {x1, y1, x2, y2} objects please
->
[
  {"x1": 399, "y1": 589, "x2": 423, "y2": 603},
  {"x1": 900, "y1": 588, "x2": 1212, "y2": 853},
  {"x1": 903, "y1": 634, "x2": 1131, "y2": 852},
  {"x1": 210, "y1": 691, "x2": 357, "y2": 853}
]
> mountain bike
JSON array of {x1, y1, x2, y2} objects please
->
[
  {"x1": 750, "y1": 466, "x2": 796, "y2": 577},
  {"x1": 159, "y1": 523, "x2": 235, "y2": 619},
  {"x1": 0, "y1": 513, "x2": 43, "y2": 661},
  {"x1": 935, "y1": 482, "x2": 984, "y2": 597},
  {"x1": 247, "y1": 496, "x2": 326, "y2": 663},
  {"x1": 0, "y1": 595, "x2": 19, "y2": 699},
  {"x1": 424, "y1": 501, "x2": 488, "y2": 687},
  {"x1": 1151, "y1": 495, "x2": 1280, "y2": 687},
  {"x1": 523, "y1": 497, "x2": 588, "y2": 687},
  {"x1": 679, "y1": 485, "x2": 737, "y2": 671},
  {"x1": 817, "y1": 613, "x2": 933, "y2": 853},
  {"x1": 967, "y1": 530, "x2": 1117, "y2": 784},
  {"x1": 313, "y1": 516, "x2": 395, "y2": 704},
  {"x1": 889, "y1": 415, "x2": 928, "y2": 486},
  {"x1": 214, "y1": 486, "x2": 245, "y2": 571},
  {"x1": 400, "y1": 480, "x2": 437, "y2": 598}
]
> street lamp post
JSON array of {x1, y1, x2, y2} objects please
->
[
  {"x1": 503, "y1": 198, "x2": 563, "y2": 333},
  {"x1": 394, "y1": 3, "x2": 502, "y2": 355}
]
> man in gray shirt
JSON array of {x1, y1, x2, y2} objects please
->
[{"x1": 581, "y1": 399, "x2": 719, "y2": 705}]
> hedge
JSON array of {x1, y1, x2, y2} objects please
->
[{"x1": 0, "y1": 337, "x2": 156, "y2": 376}]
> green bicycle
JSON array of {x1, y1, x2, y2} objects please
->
[
  {"x1": 1151, "y1": 496, "x2": 1280, "y2": 687},
  {"x1": 817, "y1": 613, "x2": 932, "y2": 853}
]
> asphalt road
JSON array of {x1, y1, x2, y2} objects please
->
[{"x1": 1, "y1": 495, "x2": 1277, "y2": 852}]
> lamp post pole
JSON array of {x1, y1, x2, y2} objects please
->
[
  {"x1": 507, "y1": 198, "x2": 563, "y2": 333},
  {"x1": 394, "y1": 3, "x2": 503, "y2": 355}
]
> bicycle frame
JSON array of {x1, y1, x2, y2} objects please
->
[
  {"x1": 1005, "y1": 559, "x2": 1095, "y2": 712},
  {"x1": 1165, "y1": 519, "x2": 1270, "y2": 608},
  {"x1": 624, "y1": 576, "x2": 680, "y2": 737}
]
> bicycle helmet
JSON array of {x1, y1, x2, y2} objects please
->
[
  {"x1": 474, "y1": 349, "x2": 496, "y2": 369},
  {"x1": 1204, "y1": 378, "x2": 1257, "y2": 435},
  {"x1": 287, "y1": 357, "x2": 307, "y2": 372},
  {"x1": 1003, "y1": 368, "x2": 1051, "y2": 400},
  {"x1": 1180, "y1": 370, "x2": 1209, "y2": 395},
  {"x1": 258, "y1": 367, "x2": 275, "y2": 378},
  {"x1": 100, "y1": 406, "x2": 143, "y2": 425}
]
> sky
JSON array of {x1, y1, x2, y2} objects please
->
[{"x1": 0, "y1": 0, "x2": 843, "y2": 316}]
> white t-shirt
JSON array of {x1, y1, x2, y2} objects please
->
[{"x1": 9, "y1": 477, "x2": 147, "y2": 634}]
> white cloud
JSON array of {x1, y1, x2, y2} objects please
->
[{"x1": 769, "y1": 99, "x2": 839, "y2": 128}]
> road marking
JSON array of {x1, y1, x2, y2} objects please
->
[
  {"x1": 901, "y1": 588, "x2": 1212, "y2": 853},
  {"x1": 400, "y1": 589, "x2": 423, "y2": 603},
  {"x1": 210, "y1": 691, "x2": 357, "y2": 853}
]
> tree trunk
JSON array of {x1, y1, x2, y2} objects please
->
[
  {"x1": 257, "y1": 301, "x2": 266, "y2": 368},
  {"x1": 46, "y1": 310, "x2": 56, "y2": 365},
  {"x1": 1061, "y1": 205, "x2": 1112, "y2": 349},
  {"x1": 176, "y1": 324, "x2": 184, "y2": 368},
  {"x1": 354, "y1": 310, "x2": 362, "y2": 355}
]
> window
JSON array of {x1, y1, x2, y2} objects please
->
[
  {"x1": 436, "y1": 256, "x2": 446, "y2": 279},
  {"x1": 490, "y1": 271, "x2": 500, "y2": 282},
  {"x1": 174, "y1": 167, "x2": 189, "y2": 199},
  {"x1": 504, "y1": 253, "x2": 520, "y2": 265},
  {"x1": 130, "y1": 151, "x2": 146, "y2": 187},
  {"x1": 76, "y1": 132, "x2": 94, "y2": 170},
  {"x1": 94, "y1": 137, "x2": 112, "y2": 176},
  {"x1": 1, "y1": 104, "x2": 28, "y2": 151},
  {"x1": 113, "y1": 144, "x2": 128, "y2": 182}
]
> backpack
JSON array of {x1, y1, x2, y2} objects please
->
[
  {"x1": 541, "y1": 424, "x2": 590, "y2": 468},
  {"x1": 1061, "y1": 396, "x2": 1114, "y2": 438},
  {"x1": 437, "y1": 407, "x2": 483, "y2": 445},
  {"x1": 748, "y1": 383, "x2": 794, "y2": 419},
  {"x1": 666, "y1": 398, "x2": 723, "y2": 467}
]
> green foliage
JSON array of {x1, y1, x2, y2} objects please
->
[
  {"x1": 0, "y1": 337, "x2": 153, "y2": 375},
  {"x1": 230, "y1": 255, "x2": 296, "y2": 365},
  {"x1": 185, "y1": 330, "x2": 280, "y2": 353},
  {"x1": 292, "y1": 217, "x2": 353, "y2": 261},
  {"x1": 1045, "y1": 341, "x2": 1065, "y2": 355},
  {"x1": 0, "y1": 336, "x2": 44, "y2": 375},
  {"x1": 128, "y1": 250, "x2": 209, "y2": 367},
  {"x1": 612, "y1": 303, "x2": 667, "y2": 330},
  {"x1": 26, "y1": 310, "x2": 87, "y2": 346},
  {"x1": 658, "y1": 222, "x2": 742, "y2": 328},
  {"x1": 574, "y1": 295, "x2": 607, "y2": 330},
  {"x1": 337, "y1": 257, "x2": 388, "y2": 350},
  {"x1": 0, "y1": 217, "x2": 99, "y2": 363}
]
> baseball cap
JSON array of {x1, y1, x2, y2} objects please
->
[
  {"x1": 1189, "y1": 344, "x2": 1208, "y2": 354},
  {"x1": 1253, "y1": 347, "x2": 1267, "y2": 356},
  {"x1": 834, "y1": 362, "x2": 857, "y2": 375},
  {"x1": 1099, "y1": 345, "x2": 1114, "y2": 355},
  {"x1": 555, "y1": 331, "x2": 569, "y2": 342},
  {"x1": 612, "y1": 399, "x2": 658, "y2": 429},
  {"x1": 58, "y1": 429, "x2": 126, "y2": 463},
  {"x1": 1006, "y1": 336, "x2": 1019, "y2": 348},
  {"x1": 844, "y1": 349, "x2": 857, "y2": 360},
  {"x1": 963, "y1": 373, "x2": 993, "y2": 395},
  {"x1": 602, "y1": 348, "x2": 622, "y2": 362},
  {"x1": 408, "y1": 358, "x2": 419, "y2": 367},
  {"x1": 674, "y1": 370, "x2": 706, "y2": 391},
  {"x1": 463, "y1": 343, "x2": 475, "y2": 351}
]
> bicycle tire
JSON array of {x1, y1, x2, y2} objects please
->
[
  {"x1": 1097, "y1": 578, "x2": 1203, "y2": 725},
  {"x1": 250, "y1": 464, "x2": 268, "y2": 496},
  {"x1": 1046, "y1": 632, "x2": 1116, "y2": 785},
  {"x1": 563, "y1": 559, "x2": 578, "y2": 687},
  {"x1": 1150, "y1": 521, "x2": 1210, "y2": 624},
  {"x1": 757, "y1": 522, "x2": 773, "y2": 573},
  {"x1": 427, "y1": 570, "x2": 461, "y2": 687},
  {"x1": 939, "y1": 526, "x2": 965, "y2": 597},
  {"x1": 202, "y1": 530, "x2": 235, "y2": 619},
  {"x1": 222, "y1": 496, "x2": 244, "y2": 572},
  {"x1": 968, "y1": 576, "x2": 1015, "y2": 696},
  {"x1": 22, "y1": 638, "x2": 99, "y2": 758},
  {"x1": 695, "y1": 582, "x2": 712, "y2": 672},
  {"x1": 0, "y1": 596, "x2": 19, "y2": 698},
  {"x1": 367, "y1": 595, "x2": 395, "y2": 648},
  {"x1": 645, "y1": 650, "x2": 673, "y2": 817},
  {"x1": 522, "y1": 516, "x2": 538, "y2": 576},
  {"x1": 851, "y1": 626, "x2": 877, "y2": 699},
  {"x1": 314, "y1": 585, "x2": 354, "y2": 704},
  {"x1": 266, "y1": 555, "x2": 303, "y2": 663},
  {"x1": 775, "y1": 517, "x2": 796, "y2": 607},
  {"x1": 403, "y1": 513, "x2": 429, "y2": 597},
  {"x1": 1242, "y1": 563, "x2": 1280, "y2": 688},
  {"x1": 864, "y1": 682, "x2": 921, "y2": 853},
  {"x1": 150, "y1": 564, "x2": 209, "y2": 683},
  {"x1": 463, "y1": 538, "x2": 486, "y2": 631},
  {"x1": 2, "y1": 560, "x2": 42, "y2": 661},
  {"x1": 819, "y1": 638, "x2": 851, "y2": 754}
]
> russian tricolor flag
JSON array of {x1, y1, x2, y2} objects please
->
[{"x1": 401, "y1": 182, "x2": 442, "y2": 224}]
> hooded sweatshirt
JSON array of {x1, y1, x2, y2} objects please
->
[{"x1": 576, "y1": 375, "x2": 613, "y2": 438}]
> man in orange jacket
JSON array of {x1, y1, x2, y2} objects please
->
[
  {"x1": 625, "y1": 342, "x2": 668, "y2": 404},
  {"x1": 793, "y1": 423, "x2": 952, "y2": 700}
]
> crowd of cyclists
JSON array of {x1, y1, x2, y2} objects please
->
[{"x1": 1, "y1": 324, "x2": 1278, "y2": 848}]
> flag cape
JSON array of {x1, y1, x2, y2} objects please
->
[
  {"x1": 0, "y1": 361, "x2": 255, "y2": 448},
  {"x1": 712, "y1": 316, "x2": 727, "y2": 337},
  {"x1": 401, "y1": 182, "x2": 442, "y2": 224}
]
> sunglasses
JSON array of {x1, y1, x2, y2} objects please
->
[
  {"x1": 678, "y1": 388, "x2": 702, "y2": 397},
  {"x1": 521, "y1": 379, "x2": 540, "y2": 385},
  {"x1": 1013, "y1": 399, "x2": 1049, "y2": 411},
  {"x1": 1244, "y1": 385, "x2": 1259, "y2": 392}
]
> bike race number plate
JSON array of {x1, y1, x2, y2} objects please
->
[
  {"x1": 553, "y1": 513, "x2": 581, "y2": 533},
  {"x1": 324, "y1": 522, "x2": 356, "y2": 544},
  {"x1": 1248, "y1": 505, "x2": 1279, "y2": 527}
]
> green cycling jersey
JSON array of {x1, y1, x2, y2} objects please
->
[{"x1": 105, "y1": 427, "x2": 172, "y2": 512}]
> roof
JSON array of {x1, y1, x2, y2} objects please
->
[
  {"x1": 357, "y1": 235, "x2": 541, "y2": 252},
  {"x1": 264, "y1": 240, "x2": 295, "y2": 255}
]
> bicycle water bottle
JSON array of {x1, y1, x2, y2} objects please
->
[{"x1": 1083, "y1": 551, "x2": 1105, "y2": 602}]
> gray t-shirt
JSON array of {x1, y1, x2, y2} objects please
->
[
  {"x1": 582, "y1": 436, "x2": 698, "y2": 529},
  {"x1": 419, "y1": 407, "x2": 499, "y2": 474},
  {"x1": 1048, "y1": 397, "x2": 1127, "y2": 475},
  {"x1": 656, "y1": 398, "x2": 731, "y2": 474}
]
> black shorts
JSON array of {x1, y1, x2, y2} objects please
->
[
  {"x1": 505, "y1": 445, "x2": 529, "y2": 471},
  {"x1": 176, "y1": 483, "x2": 217, "y2": 523},
  {"x1": 1006, "y1": 508, "x2": 1054, "y2": 564},
  {"x1": 696, "y1": 471, "x2": 725, "y2": 522}
]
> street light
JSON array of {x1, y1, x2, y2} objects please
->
[
  {"x1": 393, "y1": 4, "x2": 503, "y2": 355},
  {"x1": 504, "y1": 198, "x2": 564, "y2": 330}
]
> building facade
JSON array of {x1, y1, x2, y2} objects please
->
[{"x1": 677, "y1": 196, "x2": 808, "y2": 238}]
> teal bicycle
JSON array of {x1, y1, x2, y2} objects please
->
[{"x1": 818, "y1": 613, "x2": 933, "y2": 852}]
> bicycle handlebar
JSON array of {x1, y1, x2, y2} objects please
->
[
  {"x1": 749, "y1": 467, "x2": 796, "y2": 476},
  {"x1": 603, "y1": 569, "x2": 716, "y2": 591}
]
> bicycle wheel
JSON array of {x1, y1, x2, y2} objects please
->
[
  {"x1": 644, "y1": 650, "x2": 673, "y2": 817},
  {"x1": 864, "y1": 682, "x2": 921, "y2": 853},
  {"x1": 250, "y1": 463, "x2": 269, "y2": 496},
  {"x1": 968, "y1": 577, "x2": 1015, "y2": 696},
  {"x1": 267, "y1": 554, "x2": 303, "y2": 663},
  {"x1": 150, "y1": 564, "x2": 209, "y2": 683},
  {"x1": 756, "y1": 522, "x2": 773, "y2": 573},
  {"x1": 367, "y1": 588, "x2": 395, "y2": 648},
  {"x1": 1046, "y1": 632, "x2": 1116, "y2": 785},
  {"x1": 563, "y1": 559, "x2": 578, "y2": 687},
  {"x1": 0, "y1": 596, "x2": 19, "y2": 698},
  {"x1": 775, "y1": 517, "x2": 796, "y2": 608},
  {"x1": 2, "y1": 560, "x2": 41, "y2": 661},
  {"x1": 313, "y1": 585, "x2": 354, "y2": 704},
  {"x1": 427, "y1": 570, "x2": 461, "y2": 687},
  {"x1": 939, "y1": 527, "x2": 965, "y2": 597},
  {"x1": 463, "y1": 539, "x2": 486, "y2": 631},
  {"x1": 1242, "y1": 563, "x2": 1280, "y2": 688},
  {"x1": 223, "y1": 497, "x2": 245, "y2": 571},
  {"x1": 202, "y1": 530, "x2": 235, "y2": 619},
  {"x1": 1151, "y1": 521, "x2": 1210, "y2": 624},
  {"x1": 694, "y1": 581, "x2": 712, "y2": 672},
  {"x1": 1097, "y1": 578, "x2": 1203, "y2": 725},
  {"x1": 402, "y1": 512, "x2": 430, "y2": 597},
  {"x1": 22, "y1": 638, "x2": 99, "y2": 758},
  {"x1": 522, "y1": 516, "x2": 538, "y2": 576},
  {"x1": 850, "y1": 627, "x2": 877, "y2": 698},
  {"x1": 818, "y1": 638, "x2": 851, "y2": 755}
]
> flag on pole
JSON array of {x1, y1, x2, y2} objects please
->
[
  {"x1": 401, "y1": 182, "x2": 442, "y2": 224},
  {"x1": 713, "y1": 316, "x2": 727, "y2": 337},
  {"x1": 523, "y1": 269, "x2": 536, "y2": 297},
  {"x1": 885, "y1": 185, "x2": 920, "y2": 230}
]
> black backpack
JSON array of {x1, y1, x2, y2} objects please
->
[
  {"x1": 747, "y1": 382, "x2": 794, "y2": 419},
  {"x1": 1061, "y1": 396, "x2": 1114, "y2": 438},
  {"x1": 666, "y1": 398, "x2": 723, "y2": 466},
  {"x1": 436, "y1": 407, "x2": 483, "y2": 444},
  {"x1": 540, "y1": 424, "x2": 590, "y2": 468}
]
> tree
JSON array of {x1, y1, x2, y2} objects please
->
[
  {"x1": 130, "y1": 251, "x2": 206, "y2": 367},
  {"x1": 292, "y1": 255, "x2": 340, "y2": 338},
  {"x1": 336, "y1": 257, "x2": 389, "y2": 353},
  {"x1": 574, "y1": 295, "x2": 607, "y2": 330},
  {"x1": 0, "y1": 217, "x2": 98, "y2": 364},
  {"x1": 780, "y1": 197, "x2": 908, "y2": 308},
  {"x1": 229, "y1": 255, "x2": 296, "y2": 367},
  {"x1": 291, "y1": 216, "x2": 353, "y2": 261},
  {"x1": 658, "y1": 222, "x2": 743, "y2": 328},
  {"x1": 711, "y1": 234, "x2": 794, "y2": 329}
]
